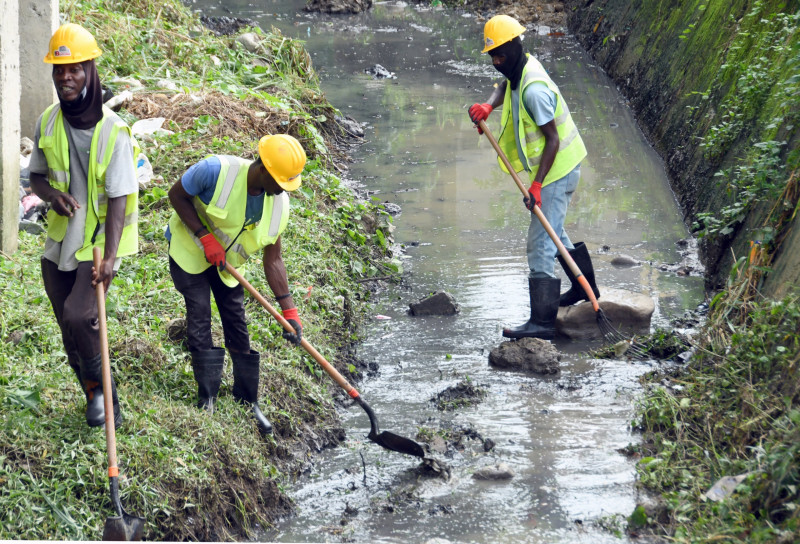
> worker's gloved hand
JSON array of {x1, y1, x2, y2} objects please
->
[
  {"x1": 199, "y1": 232, "x2": 226, "y2": 268},
  {"x1": 524, "y1": 182, "x2": 542, "y2": 211},
  {"x1": 468, "y1": 103, "x2": 493, "y2": 133},
  {"x1": 281, "y1": 308, "x2": 303, "y2": 346}
]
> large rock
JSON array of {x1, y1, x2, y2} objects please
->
[
  {"x1": 488, "y1": 338, "x2": 560, "y2": 375},
  {"x1": 409, "y1": 291, "x2": 459, "y2": 316},
  {"x1": 557, "y1": 287, "x2": 654, "y2": 340}
]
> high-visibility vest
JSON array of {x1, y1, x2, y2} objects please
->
[
  {"x1": 38, "y1": 103, "x2": 139, "y2": 260},
  {"x1": 168, "y1": 155, "x2": 291, "y2": 287},
  {"x1": 496, "y1": 54, "x2": 587, "y2": 186}
]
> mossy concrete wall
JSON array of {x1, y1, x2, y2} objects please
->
[{"x1": 565, "y1": 0, "x2": 800, "y2": 294}]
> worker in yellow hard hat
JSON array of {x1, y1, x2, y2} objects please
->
[
  {"x1": 29, "y1": 23, "x2": 139, "y2": 429},
  {"x1": 165, "y1": 134, "x2": 307, "y2": 435},
  {"x1": 469, "y1": 14, "x2": 596, "y2": 340}
]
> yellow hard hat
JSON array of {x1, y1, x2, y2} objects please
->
[
  {"x1": 44, "y1": 23, "x2": 102, "y2": 64},
  {"x1": 258, "y1": 134, "x2": 306, "y2": 192},
  {"x1": 482, "y1": 15, "x2": 526, "y2": 53}
]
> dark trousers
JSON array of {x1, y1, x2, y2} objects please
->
[
  {"x1": 168, "y1": 256, "x2": 250, "y2": 354},
  {"x1": 41, "y1": 257, "x2": 107, "y2": 362}
]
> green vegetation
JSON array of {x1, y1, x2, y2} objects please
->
[
  {"x1": 692, "y1": 6, "x2": 799, "y2": 242},
  {"x1": 633, "y1": 260, "x2": 800, "y2": 542},
  {"x1": 1, "y1": 0, "x2": 398, "y2": 540}
]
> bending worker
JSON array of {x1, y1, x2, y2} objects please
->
[
  {"x1": 166, "y1": 135, "x2": 306, "y2": 435},
  {"x1": 469, "y1": 15, "x2": 600, "y2": 340},
  {"x1": 29, "y1": 23, "x2": 139, "y2": 428}
]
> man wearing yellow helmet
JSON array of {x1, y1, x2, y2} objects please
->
[
  {"x1": 29, "y1": 23, "x2": 139, "y2": 429},
  {"x1": 469, "y1": 15, "x2": 599, "y2": 340},
  {"x1": 165, "y1": 134, "x2": 306, "y2": 435}
]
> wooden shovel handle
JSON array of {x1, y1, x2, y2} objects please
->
[
  {"x1": 478, "y1": 120, "x2": 600, "y2": 312},
  {"x1": 223, "y1": 263, "x2": 360, "y2": 398},
  {"x1": 93, "y1": 247, "x2": 119, "y2": 477}
]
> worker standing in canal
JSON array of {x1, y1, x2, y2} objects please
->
[
  {"x1": 166, "y1": 135, "x2": 306, "y2": 436},
  {"x1": 468, "y1": 14, "x2": 600, "y2": 340},
  {"x1": 29, "y1": 23, "x2": 139, "y2": 428}
]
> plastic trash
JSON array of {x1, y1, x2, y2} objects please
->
[
  {"x1": 132, "y1": 117, "x2": 165, "y2": 136},
  {"x1": 703, "y1": 473, "x2": 750, "y2": 502},
  {"x1": 136, "y1": 153, "x2": 154, "y2": 188}
]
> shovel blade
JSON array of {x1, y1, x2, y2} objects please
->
[
  {"x1": 372, "y1": 430, "x2": 425, "y2": 458},
  {"x1": 103, "y1": 514, "x2": 144, "y2": 541}
]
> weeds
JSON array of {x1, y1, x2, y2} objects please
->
[{"x1": 1, "y1": 0, "x2": 393, "y2": 539}]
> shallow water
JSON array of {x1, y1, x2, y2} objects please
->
[{"x1": 190, "y1": 1, "x2": 703, "y2": 542}]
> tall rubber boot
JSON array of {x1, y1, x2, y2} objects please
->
[
  {"x1": 79, "y1": 354, "x2": 122, "y2": 428},
  {"x1": 230, "y1": 350, "x2": 273, "y2": 435},
  {"x1": 502, "y1": 277, "x2": 561, "y2": 340},
  {"x1": 191, "y1": 348, "x2": 225, "y2": 413},
  {"x1": 557, "y1": 242, "x2": 600, "y2": 307}
]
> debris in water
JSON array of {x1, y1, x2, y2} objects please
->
[{"x1": 420, "y1": 456, "x2": 452, "y2": 480}]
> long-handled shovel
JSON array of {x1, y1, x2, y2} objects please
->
[
  {"x1": 93, "y1": 247, "x2": 145, "y2": 541},
  {"x1": 224, "y1": 263, "x2": 425, "y2": 459},
  {"x1": 477, "y1": 120, "x2": 647, "y2": 357}
]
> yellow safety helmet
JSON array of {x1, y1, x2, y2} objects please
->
[
  {"x1": 258, "y1": 134, "x2": 306, "y2": 192},
  {"x1": 482, "y1": 15, "x2": 526, "y2": 53},
  {"x1": 44, "y1": 23, "x2": 102, "y2": 64}
]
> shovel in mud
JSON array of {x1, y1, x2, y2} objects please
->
[
  {"x1": 224, "y1": 263, "x2": 425, "y2": 458},
  {"x1": 93, "y1": 248, "x2": 145, "y2": 541},
  {"x1": 477, "y1": 120, "x2": 648, "y2": 357}
]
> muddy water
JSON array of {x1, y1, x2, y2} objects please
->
[{"x1": 192, "y1": 1, "x2": 703, "y2": 542}]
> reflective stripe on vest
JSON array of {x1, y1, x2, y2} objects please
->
[
  {"x1": 168, "y1": 155, "x2": 291, "y2": 287},
  {"x1": 38, "y1": 103, "x2": 139, "y2": 259},
  {"x1": 497, "y1": 55, "x2": 587, "y2": 185}
]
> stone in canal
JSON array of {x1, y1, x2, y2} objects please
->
[
  {"x1": 488, "y1": 337, "x2": 560, "y2": 375},
  {"x1": 556, "y1": 287, "x2": 654, "y2": 340},
  {"x1": 409, "y1": 291, "x2": 460, "y2": 316},
  {"x1": 472, "y1": 462, "x2": 516, "y2": 481}
]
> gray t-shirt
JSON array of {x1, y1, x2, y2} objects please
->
[
  {"x1": 30, "y1": 112, "x2": 137, "y2": 271},
  {"x1": 511, "y1": 82, "x2": 557, "y2": 172}
]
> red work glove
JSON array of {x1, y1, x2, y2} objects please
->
[
  {"x1": 281, "y1": 308, "x2": 303, "y2": 346},
  {"x1": 468, "y1": 103, "x2": 493, "y2": 133},
  {"x1": 199, "y1": 233, "x2": 226, "y2": 268},
  {"x1": 524, "y1": 182, "x2": 542, "y2": 211}
]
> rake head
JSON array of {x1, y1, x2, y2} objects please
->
[{"x1": 596, "y1": 309, "x2": 650, "y2": 359}]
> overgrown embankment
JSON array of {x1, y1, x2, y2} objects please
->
[
  {"x1": 565, "y1": 0, "x2": 799, "y2": 293},
  {"x1": 0, "y1": 0, "x2": 398, "y2": 540},
  {"x1": 561, "y1": 1, "x2": 800, "y2": 541}
]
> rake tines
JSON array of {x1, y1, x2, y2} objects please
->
[{"x1": 596, "y1": 309, "x2": 650, "y2": 359}]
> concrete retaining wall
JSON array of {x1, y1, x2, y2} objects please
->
[{"x1": 0, "y1": 0, "x2": 58, "y2": 254}]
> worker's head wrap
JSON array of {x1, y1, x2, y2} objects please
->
[
  {"x1": 490, "y1": 37, "x2": 526, "y2": 90},
  {"x1": 57, "y1": 60, "x2": 104, "y2": 130}
]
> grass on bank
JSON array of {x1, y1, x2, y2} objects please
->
[
  {"x1": 632, "y1": 247, "x2": 800, "y2": 543},
  {"x1": 1, "y1": 0, "x2": 398, "y2": 540}
]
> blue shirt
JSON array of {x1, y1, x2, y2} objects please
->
[
  {"x1": 165, "y1": 157, "x2": 265, "y2": 241},
  {"x1": 511, "y1": 82, "x2": 557, "y2": 171}
]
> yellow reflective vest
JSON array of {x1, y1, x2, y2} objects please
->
[
  {"x1": 168, "y1": 155, "x2": 291, "y2": 287},
  {"x1": 38, "y1": 103, "x2": 139, "y2": 260},
  {"x1": 496, "y1": 54, "x2": 587, "y2": 186}
]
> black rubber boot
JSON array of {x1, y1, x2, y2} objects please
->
[
  {"x1": 231, "y1": 350, "x2": 273, "y2": 435},
  {"x1": 191, "y1": 348, "x2": 225, "y2": 413},
  {"x1": 502, "y1": 277, "x2": 561, "y2": 340},
  {"x1": 557, "y1": 242, "x2": 600, "y2": 307},
  {"x1": 79, "y1": 354, "x2": 122, "y2": 428}
]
